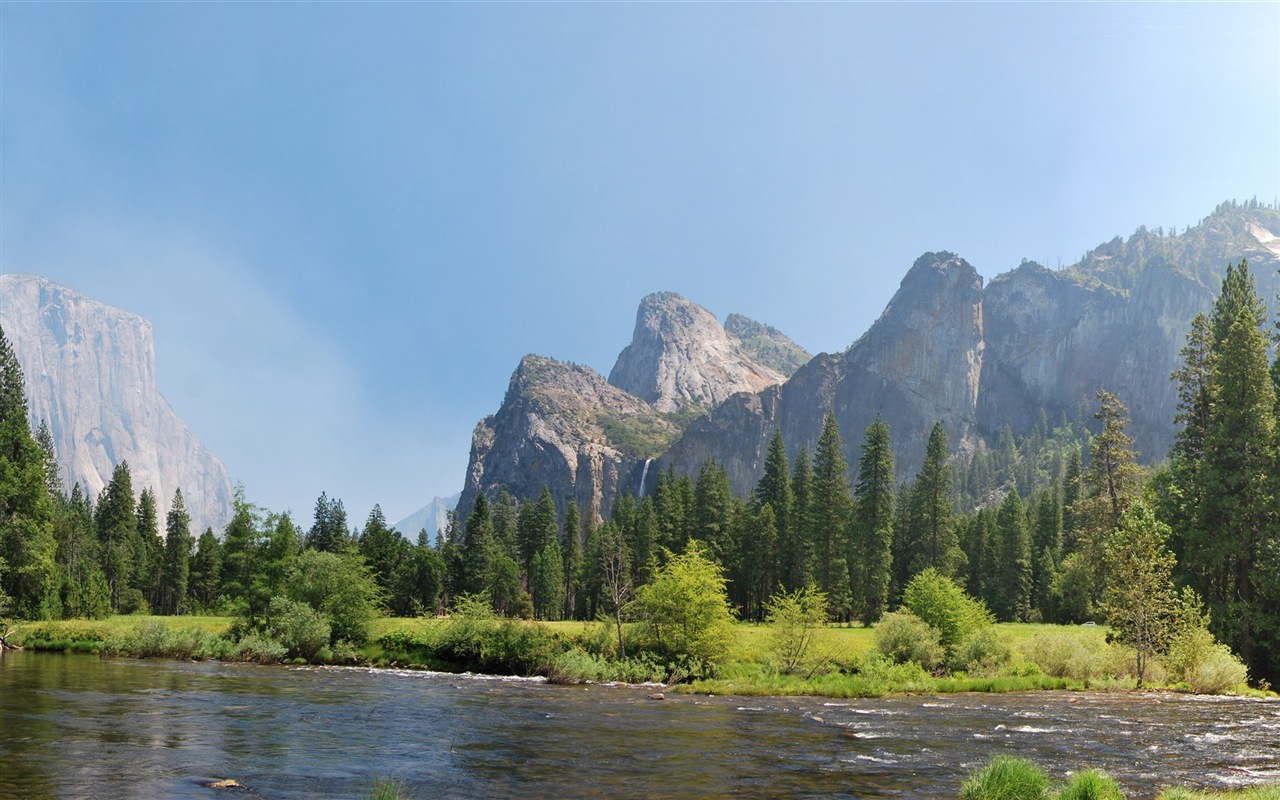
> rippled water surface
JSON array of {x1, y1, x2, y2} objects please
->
[{"x1": 2, "y1": 651, "x2": 1278, "y2": 798}]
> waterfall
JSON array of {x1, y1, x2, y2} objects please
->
[{"x1": 637, "y1": 458, "x2": 653, "y2": 497}]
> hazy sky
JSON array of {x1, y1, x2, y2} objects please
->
[{"x1": 2, "y1": 3, "x2": 1277, "y2": 526}]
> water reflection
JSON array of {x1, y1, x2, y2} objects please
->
[{"x1": 1, "y1": 651, "x2": 1277, "y2": 799}]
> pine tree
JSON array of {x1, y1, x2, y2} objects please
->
[
  {"x1": 906, "y1": 422, "x2": 963, "y2": 579},
  {"x1": 1030, "y1": 487, "x2": 1062, "y2": 616},
  {"x1": 530, "y1": 540, "x2": 565, "y2": 621},
  {"x1": 1074, "y1": 390, "x2": 1142, "y2": 555},
  {"x1": 461, "y1": 494, "x2": 495, "y2": 597},
  {"x1": 0, "y1": 326, "x2": 58, "y2": 618},
  {"x1": 1193, "y1": 263, "x2": 1278, "y2": 679},
  {"x1": 850, "y1": 413, "x2": 895, "y2": 624},
  {"x1": 220, "y1": 486, "x2": 265, "y2": 623},
  {"x1": 188, "y1": 528, "x2": 222, "y2": 612},
  {"x1": 654, "y1": 465, "x2": 693, "y2": 553},
  {"x1": 693, "y1": 459, "x2": 734, "y2": 564},
  {"x1": 561, "y1": 500, "x2": 582, "y2": 620},
  {"x1": 159, "y1": 488, "x2": 192, "y2": 615},
  {"x1": 394, "y1": 530, "x2": 444, "y2": 617},
  {"x1": 517, "y1": 486, "x2": 558, "y2": 578},
  {"x1": 95, "y1": 462, "x2": 138, "y2": 612},
  {"x1": 786, "y1": 447, "x2": 815, "y2": 592},
  {"x1": 810, "y1": 413, "x2": 852, "y2": 618},
  {"x1": 988, "y1": 489, "x2": 1032, "y2": 622},
  {"x1": 34, "y1": 420, "x2": 62, "y2": 498},
  {"x1": 1060, "y1": 446, "x2": 1083, "y2": 554},
  {"x1": 491, "y1": 491, "x2": 519, "y2": 561},
  {"x1": 135, "y1": 487, "x2": 162, "y2": 611},
  {"x1": 756, "y1": 429, "x2": 794, "y2": 583},
  {"x1": 306, "y1": 492, "x2": 351, "y2": 553},
  {"x1": 359, "y1": 504, "x2": 408, "y2": 606}
]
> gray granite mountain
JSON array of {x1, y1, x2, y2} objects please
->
[
  {"x1": 457, "y1": 297, "x2": 809, "y2": 522},
  {"x1": 458, "y1": 201, "x2": 1280, "y2": 521},
  {"x1": 658, "y1": 202, "x2": 1279, "y2": 499},
  {"x1": 0, "y1": 274, "x2": 235, "y2": 534},
  {"x1": 394, "y1": 492, "x2": 461, "y2": 539},
  {"x1": 607, "y1": 292, "x2": 803, "y2": 412},
  {"x1": 457, "y1": 354, "x2": 683, "y2": 523}
]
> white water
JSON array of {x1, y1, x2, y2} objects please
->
[{"x1": 637, "y1": 458, "x2": 653, "y2": 497}]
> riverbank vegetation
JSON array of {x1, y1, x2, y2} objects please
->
[
  {"x1": 0, "y1": 261, "x2": 1275, "y2": 692},
  {"x1": 960, "y1": 755, "x2": 1279, "y2": 800}
]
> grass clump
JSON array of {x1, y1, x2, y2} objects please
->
[
  {"x1": 1058, "y1": 770, "x2": 1125, "y2": 800},
  {"x1": 959, "y1": 755, "x2": 1050, "y2": 800}
]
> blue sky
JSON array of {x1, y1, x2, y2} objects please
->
[{"x1": 2, "y1": 2, "x2": 1278, "y2": 526}]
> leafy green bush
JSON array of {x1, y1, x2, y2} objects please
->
[
  {"x1": 901, "y1": 567, "x2": 994, "y2": 654},
  {"x1": 1186, "y1": 645, "x2": 1248, "y2": 694},
  {"x1": 1022, "y1": 632, "x2": 1121, "y2": 682},
  {"x1": 959, "y1": 755, "x2": 1050, "y2": 800},
  {"x1": 230, "y1": 632, "x2": 287, "y2": 664},
  {"x1": 633, "y1": 542, "x2": 736, "y2": 664},
  {"x1": 286, "y1": 550, "x2": 382, "y2": 646},
  {"x1": 1057, "y1": 770, "x2": 1125, "y2": 800},
  {"x1": 268, "y1": 597, "x2": 331, "y2": 662},
  {"x1": 1162, "y1": 624, "x2": 1248, "y2": 694},
  {"x1": 873, "y1": 610, "x2": 944, "y2": 670},
  {"x1": 765, "y1": 586, "x2": 831, "y2": 676},
  {"x1": 950, "y1": 627, "x2": 1014, "y2": 675},
  {"x1": 851, "y1": 652, "x2": 934, "y2": 693}
]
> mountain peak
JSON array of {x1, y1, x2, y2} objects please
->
[{"x1": 607, "y1": 292, "x2": 791, "y2": 412}]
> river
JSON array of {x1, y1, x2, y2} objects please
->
[{"x1": 1, "y1": 651, "x2": 1278, "y2": 799}]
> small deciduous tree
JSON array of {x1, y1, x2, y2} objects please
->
[
  {"x1": 901, "y1": 567, "x2": 994, "y2": 657},
  {"x1": 765, "y1": 585, "x2": 830, "y2": 676},
  {"x1": 634, "y1": 541, "x2": 736, "y2": 665},
  {"x1": 1102, "y1": 502, "x2": 1178, "y2": 687}
]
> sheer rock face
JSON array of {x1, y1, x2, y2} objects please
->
[
  {"x1": 456, "y1": 355, "x2": 678, "y2": 524},
  {"x1": 658, "y1": 252, "x2": 987, "y2": 494},
  {"x1": 608, "y1": 292, "x2": 791, "y2": 412},
  {"x1": 0, "y1": 274, "x2": 234, "y2": 534}
]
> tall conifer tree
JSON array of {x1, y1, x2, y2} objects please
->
[
  {"x1": 850, "y1": 414, "x2": 894, "y2": 623},
  {"x1": 810, "y1": 413, "x2": 852, "y2": 618}
]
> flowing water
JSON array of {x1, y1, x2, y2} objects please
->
[{"x1": 2, "y1": 651, "x2": 1278, "y2": 799}]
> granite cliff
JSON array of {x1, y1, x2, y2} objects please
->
[
  {"x1": 458, "y1": 202, "x2": 1280, "y2": 520},
  {"x1": 0, "y1": 274, "x2": 235, "y2": 534},
  {"x1": 458, "y1": 297, "x2": 808, "y2": 521},
  {"x1": 607, "y1": 292, "x2": 797, "y2": 412}
]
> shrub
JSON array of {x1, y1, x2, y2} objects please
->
[
  {"x1": 286, "y1": 550, "x2": 382, "y2": 646},
  {"x1": 765, "y1": 586, "x2": 831, "y2": 676},
  {"x1": 268, "y1": 597, "x2": 332, "y2": 662},
  {"x1": 873, "y1": 611, "x2": 944, "y2": 670},
  {"x1": 950, "y1": 627, "x2": 1014, "y2": 675},
  {"x1": 851, "y1": 652, "x2": 934, "y2": 693},
  {"x1": 1022, "y1": 632, "x2": 1116, "y2": 682},
  {"x1": 1057, "y1": 770, "x2": 1125, "y2": 800},
  {"x1": 1186, "y1": 645, "x2": 1248, "y2": 694},
  {"x1": 230, "y1": 633, "x2": 287, "y2": 664},
  {"x1": 1163, "y1": 625, "x2": 1248, "y2": 694},
  {"x1": 901, "y1": 568, "x2": 994, "y2": 654},
  {"x1": 959, "y1": 755, "x2": 1050, "y2": 800}
]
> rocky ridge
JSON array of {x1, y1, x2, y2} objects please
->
[
  {"x1": 0, "y1": 274, "x2": 235, "y2": 534},
  {"x1": 458, "y1": 202, "x2": 1280, "y2": 522}
]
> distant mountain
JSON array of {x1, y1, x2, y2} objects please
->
[
  {"x1": 456, "y1": 201, "x2": 1280, "y2": 522},
  {"x1": 607, "y1": 292, "x2": 808, "y2": 413},
  {"x1": 458, "y1": 295, "x2": 807, "y2": 522},
  {"x1": 394, "y1": 492, "x2": 460, "y2": 539},
  {"x1": 0, "y1": 274, "x2": 235, "y2": 534}
]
